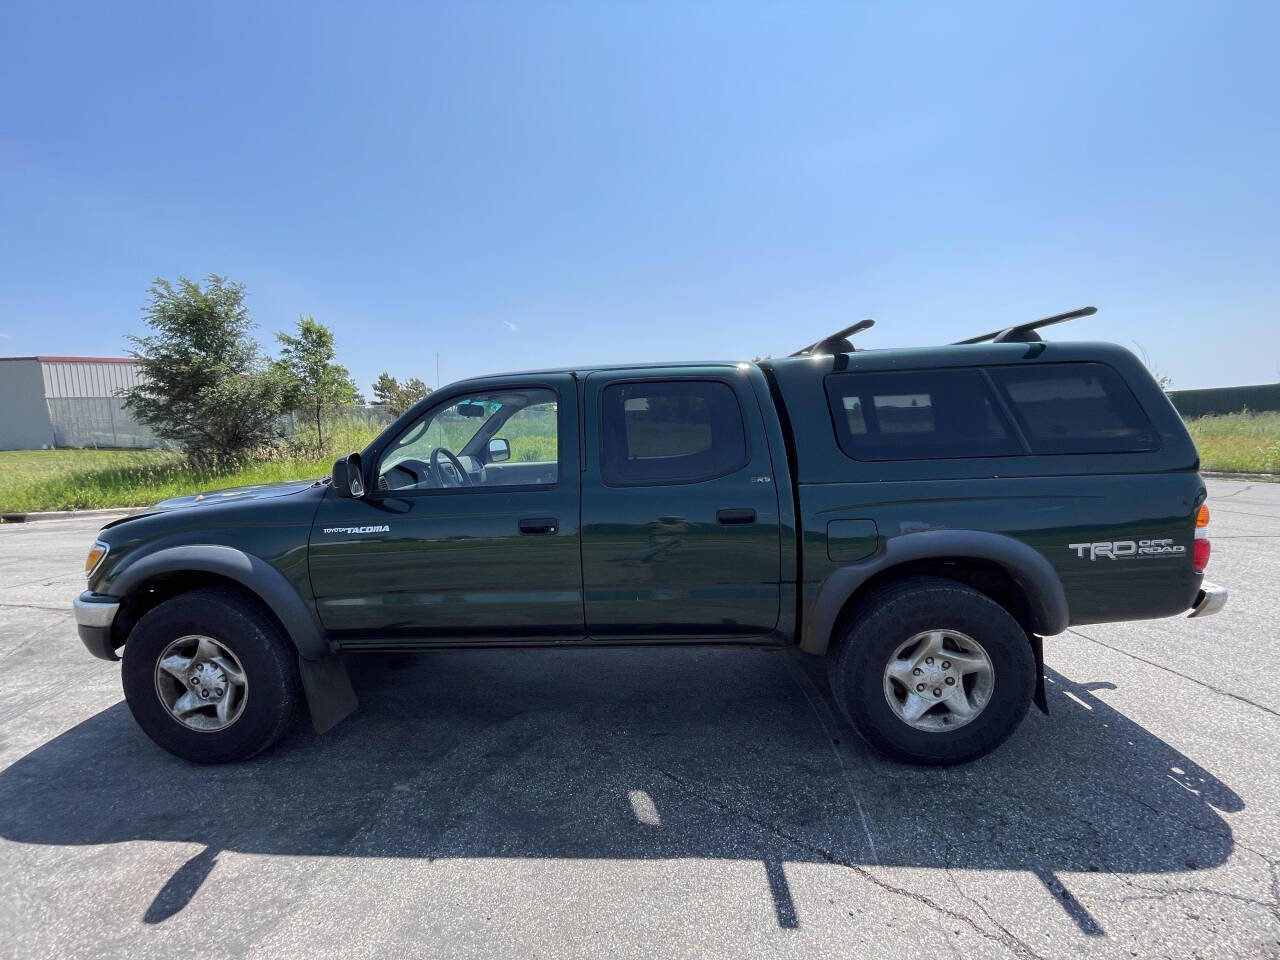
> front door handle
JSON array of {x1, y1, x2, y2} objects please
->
[
  {"x1": 519, "y1": 517, "x2": 559, "y2": 535},
  {"x1": 716, "y1": 508, "x2": 757, "y2": 525}
]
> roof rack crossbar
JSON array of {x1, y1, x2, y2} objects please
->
[
  {"x1": 953, "y1": 306, "x2": 1097, "y2": 345},
  {"x1": 790, "y1": 318, "x2": 875, "y2": 357}
]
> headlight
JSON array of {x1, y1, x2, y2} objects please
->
[{"x1": 85, "y1": 540, "x2": 109, "y2": 577}]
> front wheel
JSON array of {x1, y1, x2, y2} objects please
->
[
  {"x1": 121, "y1": 587, "x2": 301, "y2": 763},
  {"x1": 831, "y1": 577, "x2": 1036, "y2": 765}
]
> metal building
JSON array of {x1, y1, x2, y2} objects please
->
[{"x1": 0, "y1": 356, "x2": 159, "y2": 450}]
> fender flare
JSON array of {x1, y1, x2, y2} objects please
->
[
  {"x1": 108, "y1": 545, "x2": 329, "y2": 661},
  {"x1": 800, "y1": 529, "x2": 1069, "y2": 655}
]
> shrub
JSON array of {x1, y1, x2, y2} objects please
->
[{"x1": 123, "y1": 276, "x2": 287, "y2": 464}]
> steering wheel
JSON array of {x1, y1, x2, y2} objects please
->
[{"x1": 429, "y1": 447, "x2": 473, "y2": 487}]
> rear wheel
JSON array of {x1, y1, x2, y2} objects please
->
[
  {"x1": 122, "y1": 587, "x2": 300, "y2": 763},
  {"x1": 831, "y1": 577, "x2": 1035, "y2": 765}
]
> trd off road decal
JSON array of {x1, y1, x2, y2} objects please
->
[
  {"x1": 322, "y1": 525, "x2": 391, "y2": 535},
  {"x1": 1067, "y1": 539, "x2": 1185, "y2": 560}
]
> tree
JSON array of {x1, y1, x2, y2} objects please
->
[
  {"x1": 401, "y1": 377, "x2": 431, "y2": 409},
  {"x1": 372, "y1": 372, "x2": 432, "y2": 416},
  {"x1": 273, "y1": 316, "x2": 358, "y2": 446},
  {"x1": 123, "y1": 276, "x2": 287, "y2": 464},
  {"x1": 372, "y1": 372, "x2": 402, "y2": 410}
]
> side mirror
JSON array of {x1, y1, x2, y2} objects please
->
[
  {"x1": 332, "y1": 452, "x2": 365, "y2": 499},
  {"x1": 488, "y1": 437, "x2": 511, "y2": 463}
]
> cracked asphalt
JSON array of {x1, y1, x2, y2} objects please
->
[{"x1": 0, "y1": 478, "x2": 1277, "y2": 959}]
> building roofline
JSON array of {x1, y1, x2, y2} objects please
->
[{"x1": 0, "y1": 356, "x2": 138, "y2": 364}]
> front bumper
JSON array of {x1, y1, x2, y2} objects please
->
[
  {"x1": 1188, "y1": 581, "x2": 1228, "y2": 619},
  {"x1": 74, "y1": 592, "x2": 122, "y2": 661}
]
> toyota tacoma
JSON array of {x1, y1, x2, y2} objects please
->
[{"x1": 73, "y1": 308, "x2": 1227, "y2": 765}]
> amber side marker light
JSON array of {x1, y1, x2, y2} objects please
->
[
  {"x1": 84, "y1": 541, "x2": 108, "y2": 577},
  {"x1": 1193, "y1": 505, "x2": 1211, "y2": 573}
]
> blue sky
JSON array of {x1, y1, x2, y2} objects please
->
[{"x1": 2, "y1": 1, "x2": 1277, "y2": 392}]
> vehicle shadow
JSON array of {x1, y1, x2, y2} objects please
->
[{"x1": 0, "y1": 647, "x2": 1242, "y2": 933}]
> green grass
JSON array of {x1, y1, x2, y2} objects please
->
[
  {"x1": 1185, "y1": 410, "x2": 1280, "y2": 474},
  {"x1": 0, "y1": 449, "x2": 335, "y2": 513},
  {"x1": 0, "y1": 415, "x2": 386, "y2": 514},
  {"x1": 5, "y1": 409, "x2": 1278, "y2": 514},
  {"x1": 0, "y1": 449, "x2": 180, "y2": 489}
]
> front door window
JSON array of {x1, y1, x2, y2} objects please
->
[{"x1": 376, "y1": 388, "x2": 559, "y2": 492}]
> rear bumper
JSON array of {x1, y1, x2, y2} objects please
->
[
  {"x1": 1187, "y1": 582, "x2": 1228, "y2": 619},
  {"x1": 74, "y1": 592, "x2": 121, "y2": 661}
]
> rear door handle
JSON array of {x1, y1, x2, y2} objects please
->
[
  {"x1": 519, "y1": 517, "x2": 559, "y2": 535},
  {"x1": 716, "y1": 508, "x2": 757, "y2": 525}
]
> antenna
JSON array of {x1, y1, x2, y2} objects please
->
[
  {"x1": 790, "y1": 319, "x2": 875, "y2": 357},
  {"x1": 953, "y1": 306, "x2": 1097, "y2": 345}
]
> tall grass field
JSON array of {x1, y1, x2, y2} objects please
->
[
  {"x1": 2, "y1": 410, "x2": 1278, "y2": 514},
  {"x1": 0, "y1": 417, "x2": 383, "y2": 514},
  {"x1": 1184, "y1": 410, "x2": 1280, "y2": 474}
]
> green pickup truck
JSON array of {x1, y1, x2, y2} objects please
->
[{"x1": 73, "y1": 310, "x2": 1226, "y2": 765}]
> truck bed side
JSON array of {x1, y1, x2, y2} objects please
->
[{"x1": 762, "y1": 342, "x2": 1206, "y2": 653}]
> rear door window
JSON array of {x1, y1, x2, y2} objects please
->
[
  {"x1": 601, "y1": 380, "x2": 748, "y2": 485},
  {"x1": 825, "y1": 370, "x2": 1021, "y2": 461},
  {"x1": 987, "y1": 363, "x2": 1159, "y2": 454}
]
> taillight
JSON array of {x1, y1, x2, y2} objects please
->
[{"x1": 1193, "y1": 503, "x2": 1211, "y2": 573}]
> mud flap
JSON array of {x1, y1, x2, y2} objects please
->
[
  {"x1": 1030, "y1": 633, "x2": 1049, "y2": 715},
  {"x1": 298, "y1": 653, "x2": 359, "y2": 734}
]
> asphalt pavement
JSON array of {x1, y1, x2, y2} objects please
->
[{"x1": 0, "y1": 478, "x2": 1276, "y2": 959}]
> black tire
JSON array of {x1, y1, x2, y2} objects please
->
[
  {"x1": 831, "y1": 577, "x2": 1035, "y2": 765},
  {"x1": 121, "y1": 586, "x2": 301, "y2": 763}
]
